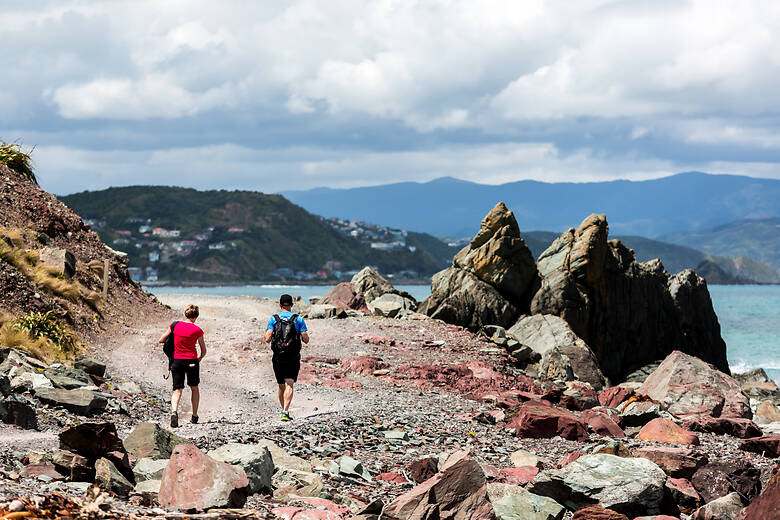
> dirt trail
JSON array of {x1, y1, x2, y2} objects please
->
[{"x1": 98, "y1": 294, "x2": 348, "y2": 431}]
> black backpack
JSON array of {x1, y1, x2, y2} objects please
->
[
  {"x1": 162, "y1": 321, "x2": 179, "y2": 379},
  {"x1": 271, "y1": 314, "x2": 301, "y2": 356}
]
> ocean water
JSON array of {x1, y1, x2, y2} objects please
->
[{"x1": 148, "y1": 283, "x2": 779, "y2": 383}]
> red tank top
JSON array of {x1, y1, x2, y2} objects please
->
[{"x1": 172, "y1": 322, "x2": 203, "y2": 360}]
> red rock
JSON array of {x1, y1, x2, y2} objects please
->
[
  {"x1": 581, "y1": 409, "x2": 625, "y2": 438},
  {"x1": 385, "y1": 450, "x2": 496, "y2": 520},
  {"x1": 666, "y1": 477, "x2": 701, "y2": 512},
  {"x1": 735, "y1": 466, "x2": 780, "y2": 520},
  {"x1": 407, "y1": 457, "x2": 438, "y2": 484},
  {"x1": 19, "y1": 463, "x2": 66, "y2": 480},
  {"x1": 378, "y1": 472, "x2": 408, "y2": 483},
  {"x1": 498, "y1": 466, "x2": 538, "y2": 486},
  {"x1": 598, "y1": 385, "x2": 635, "y2": 408},
  {"x1": 295, "y1": 497, "x2": 349, "y2": 517},
  {"x1": 340, "y1": 356, "x2": 389, "y2": 376},
  {"x1": 683, "y1": 417, "x2": 762, "y2": 439},
  {"x1": 632, "y1": 446, "x2": 707, "y2": 479},
  {"x1": 691, "y1": 461, "x2": 762, "y2": 504},
  {"x1": 739, "y1": 434, "x2": 780, "y2": 458},
  {"x1": 638, "y1": 351, "x2": 751, "y2": 420},
  {"x1": 359, "y1": 334, "x2": 395, "y2": 346},
  {"x1": 571, "y1": 505, "x2": 628, "y2": 519},
  {"x1": 558, "y1": 450, "x2": 584, "y2": 467},
  {"x1": 159, "y1": 444, "x2": 249, "y2": 511},
  {"x1": 507, "y1": 402, "x2": 589, "y2": 441},
  {"x1": 560, "y1": 381, "x2": 599, "y2": 411},
  {"x1": 271, "y1": 507, "x2": 343, "y2": 520},
  {"x1": 637, "y1": 418, "x2": 700, "y2": 445},
  {"x1": 633, "y1": 516, "x2": 680, "y2": 520},
  {"x1": 319, "y1": 282, "x2": 370, "y2": 313}
]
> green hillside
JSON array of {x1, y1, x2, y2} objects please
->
[
  {"x1": 660, "y1": 217, "x2": 780, "y2": 271},
  {"x1": 61, "y1": 187, "x2": 452, "y2": 283}
]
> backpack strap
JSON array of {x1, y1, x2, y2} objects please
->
[{"x1": 273, "y1": 314, "x2": 281, "y2": 324}]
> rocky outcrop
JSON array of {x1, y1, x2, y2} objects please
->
[
  {"x1": 419, "y1": 202, "x2": 537, "y2": 329},
  {"x1": 351, "y1": 267, "x2": 410, "y2": 304},
  {"x1": 530, "y1": 214, "x2": 729, "y2": 382},
  {"x1": 318, "y1": 282, "x2": 370, "y2": 313},
  {"x1": 639, "y1": 351, "x2": 751, "y2": 420},
  {"x1": 507, "y1": 315, "x2": 606, "y2": 390}
]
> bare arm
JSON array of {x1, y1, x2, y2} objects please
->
[
  {"x1": 264, "y1": 329, "x2": 273, "y2": 343},
  {"x1": 301, "y1": 331, "x2": 310, "y2": 344},
  {"x1": 197, "y1": 335, "x2": 207, "y2": 361},
  {"x1": 157, "y1": 325, "x2": 171, "y2": 345}
]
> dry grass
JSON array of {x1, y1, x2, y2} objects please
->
[
  {"x1": 33, "y1": 264, "x2": 80, "y2": 301},
  {"x1": 0, "y1": 141, "x2": 37, "y2": 184},
  {"x1": 0, "y1": 322, "x2": 60, "y2": 361}
]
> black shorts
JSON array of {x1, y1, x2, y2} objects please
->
[
  {"x1": 272, "y1": 355, "x2": 300, "y2": 385},
  {"x1": 171, "y1": 359, "x2": 200, "y2": 390}
]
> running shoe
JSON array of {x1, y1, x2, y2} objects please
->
[
  {"x1": 280, "y1": 411, "x2": 292, "y2": 422},
  {"x1": 191, "y1": 415, "x2": 199, "y2": 424},
  {"x1": 170, "y1": 412, "x2": 179, "y2": 428}
]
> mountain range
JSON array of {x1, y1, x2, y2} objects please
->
[{"x1": 282, "y1": 172, "x2": 780, "y2": 238}]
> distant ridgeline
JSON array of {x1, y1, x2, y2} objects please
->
[{"x1": 61, "y1": 186, "x2": 459, "y2": 283}]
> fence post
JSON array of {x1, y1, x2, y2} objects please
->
[{"x1": 102, "y1": 258, "x2": 110, "y2": 298}]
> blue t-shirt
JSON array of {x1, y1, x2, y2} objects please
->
[{"x1": 267, "y1": 311, "x2": 307, "y2": 333}]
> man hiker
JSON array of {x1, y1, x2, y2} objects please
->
[
  {"x1": 265, "y1": 294, "x2": 309, "y2": 421},
  {"x1": 158, "y1": 304, "x2": 206, "y2": 427}
]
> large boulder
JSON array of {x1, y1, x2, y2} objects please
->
[
  {"x1": 420, "y1": 203, "x2": 537, "y2": 329},
  {"x1": 158, "y1": 444, "x2": 250, "y2": 511},
  {"x1": 631, "y1": 446, "x2": 707, "y2": 479},
  {"x1": 418, "y1": 268, "x2": 519, "y2": 329},
  {"x1": 530, "y1": 214, "x2": 729, "y2": 382},
  {"x1": 0, "y1": 394, "x2": 38, "y2": 430},
  {"x1": 735, "y1": 467, "x2": 780, "y2": 520},
  {"x1": 691, "y1": 461, "x2": 762, "y2": 504},
  {"x1": 638, "y1": 351, "x2": 751, "y2": 420},
  {"x1": 487, "y1": 483, "x2": 565, "y2": 520},
  {"x1": 371, "y1": 292, "x2": 417, "y2": 317},
  {"x1": 133, "y1": 458, "x2": 169, "y2": 483},
  {"x1": 351, "y1": 267, "x2": 400, "y2": 303},
  {"x1": 208, "y1": 443, "x2": 273, "y2": 495},
  {"x1": 318, "y1": 282, "x2": 370, "y2": 313},
  {"x1": 739, "y1": 434, "x2": 780, "y2": 458},
  {"x1": 507, "y1": 314, "x2": 606, "y2": 390},
  {"x1": 124, "y1": 422, "x2": 191, "y2": 460},
  {"x1": 637, "y1": 418, "x2": 700, "y2": 445},
  {"x1": 506, "y1": 401, "x2": 589, "y2": 441},
  {"x1": 384, "y1": 450, "x2": 496, "y2": 520},
  {"x1": 95, "y1": 457, "x2": 134, "y2": 496},
  {"x1": 60, "y1": 422, "x2": 133, "y2": 484},
  {"x1": 34, "y1": 387, "x2": 107, "y2": 415},
  {"x1": 527, "y1": 453, "x2": 667, "y2": 517},
  {"x1": 691, "y1": 492, "x2": 744, "y2": 520}
]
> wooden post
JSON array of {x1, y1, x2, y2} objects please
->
[{"x1": 102, "y1": 258, "x2": 110, "y2": 297}]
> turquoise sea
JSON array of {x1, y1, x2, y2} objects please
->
[{"x1": 149, "y1": 284, "x2": 779, "y2": 384}]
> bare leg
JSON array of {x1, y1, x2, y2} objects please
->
[
  {"x1": 171, "y1": 389, "x2": 182, "y2": 413},
  {"x1": 283, "y1": 379, "x2": 295, "y2": 412},
  {"x1": 190, "y1": 386, "x2": 199, "y2": 416},
  {"x1": 277, "y1": 384, "x2": 285, "y2": 410}
]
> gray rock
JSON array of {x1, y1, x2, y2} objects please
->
[
  {"x1": 333, "y1": 455, "x2": 372, "y2": 482},
  {"x1": 51, "y1": 449, "x2": 93, "y2": 481},
  {"x1": 618, "y1": 399, "x2": 661, "y2": 427},
  {"x1": 11, "y1": 371, "x2": 53, "y2": 392},
  {"x1": 74, "y1": 356, "x2": 106, "y2": 377},
  {"x1": 0, "y1": 374, "x2": 12, "y2": 396},
  {"x1": 0, "y1": 394, "x2": 38, "y2": 430},
  {"x1": 419, "y1": 268, "x2": 518, "y2": 329},
  {"x1": 38, "y1": 247, "x2": 77, "y2": 279},
  {"x1": 44, "y1": 364, "x2": 90, "y2": 389},
  {"x1": 691, "y1": 491, "x2": 744, "y2": 520},
  {"x1": 509, "y1": 449, "x2": 544, "y2": 469},
  {"x1": 208, "y1": 443, "x2": 273, "y2": 495},
  {"x1": 487, "y1": 483, "x2": 565, "y2": 520},
  {"x1": 116, "y1": 381, "x2": 143, "y2": 395},
  {"x1": 507, "y1": 314, "x2": 606, "y2": 390},
  {"x1": 307, "y1": 304, "x2": 345, "y2": 319},
  {"x1": 351, "y1": 267, "x2": 398, "y2": 303},
  {"x1": 530, "y1": 214, "x2": 729, "y2": 383},
  {"x1": 371, "y1": 293, "x2": 417, "y2": 318},
  {"x1": 134, "y1": 479, "x2": 161, "y2": 502},
  {"x1": 527, "y1": 453, "x2": 666, "y2": 516},
  {"x1": 133, "y1": 458, "x2": 169, "y2": 482},
  {"x1": 256, "y1": 439, "x2": 311, "y2": 473},
  {"x1": 34, "y1": 387, "x2": 107, "y2": 415},
  {"x1": 95, "y1": 457, "x2": 134, "y2": 496},
  {"x1": 124, "y1": 422, "x2": 191, "y2": 460},
  {"x1": 0, "y1": 349, "x2": 34, "y2": 376}
]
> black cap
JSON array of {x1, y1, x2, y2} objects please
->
[{"x1": 280, "y1": 294, "x2": 293, "y2": 306}]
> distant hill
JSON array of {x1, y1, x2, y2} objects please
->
[
  {"x1": 282, "y1": 172, "x2": 780, "y2": 238},
  {"x1": 660, "y1": 217, "x2": 780, "y2": 272},
  {"x1": 61, "y1": 187, "x2": 456, "y2": 283}
]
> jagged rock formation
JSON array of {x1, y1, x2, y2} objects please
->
[
  {"x1": 419, "y1": 203, "x2": 537, "y2": 329},
  {"x1": 422, "y1": 205, "x2": 729, "y2": 383},
  {"x1": 531, "y1": 214, "x2": 728, "y2": 381}
]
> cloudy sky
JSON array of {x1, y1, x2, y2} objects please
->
[{"x1": 2, "y1": 0, "x2": 780, "y2": 195}]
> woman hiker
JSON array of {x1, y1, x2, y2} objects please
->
[{"x1": 157, "y1": 304, "x2": 206, "y2": 427}]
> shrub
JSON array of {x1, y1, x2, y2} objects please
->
[
  {"x1": 0, "y1": 142, "x2": 37, "y2": 184},
  {"x1": 12, "y1": 310, "x2": 79, "y2": 357}
]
